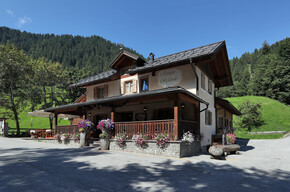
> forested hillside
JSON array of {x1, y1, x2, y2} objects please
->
[
  {"x1": 0, "y1": 27, "x2": 143, "y2": 75},
  {"x1": 217, "y1": 38, "x2": 290, "y2": 105}
]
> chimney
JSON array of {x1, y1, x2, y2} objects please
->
[{"x1": 150, "y1": 53, "x2": 155, "y2": 62}]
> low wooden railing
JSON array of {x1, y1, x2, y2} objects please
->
[
  {"x1": 115, "y1": 119, "x2": 174, "y2": 139},
  {"x1": 56, "y1": 125, "x2": 79, "y2": 135}
]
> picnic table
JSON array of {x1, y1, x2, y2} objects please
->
[{"x1": 30, "y1": 129, "x2": 54, "y2": 138}]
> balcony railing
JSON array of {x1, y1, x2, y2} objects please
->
[
  {"x1": 56, "y1": 125, "x2": 79, "y2": 135},
  {"x1": 115, "y1": 119, "x2": 174, "y2": 139}
]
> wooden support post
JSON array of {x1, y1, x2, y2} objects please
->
[
  {"x1": 173, "y1": 105, "x2": 179, "y2": 140},
  {"x1": 111, "y1": 111, "x2": 115, "y2": 122}
]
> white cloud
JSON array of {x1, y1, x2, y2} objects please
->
[
  {"x1": 16, "y1": 16, "x2": 32, "y2": 27},
  {"x1": 6, "y1": 9, "x2": 14, "y2": 16}
]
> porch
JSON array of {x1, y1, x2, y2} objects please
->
[
  {"x1": 55, "y1": 119, "x2": 198, "y2": 140},
  {"x1": 47, "y1": 87, "x2": 207, "y2": 140}
]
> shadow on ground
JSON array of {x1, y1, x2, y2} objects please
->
[{"x1": 0, "y1": 146, "x2": 289, "y2": 192}]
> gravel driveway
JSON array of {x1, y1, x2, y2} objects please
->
[{"x1": 0, "y1": 137, "x2": 289, "y2": 192}]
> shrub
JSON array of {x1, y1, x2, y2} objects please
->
[
  {"x1": 154, "y1": 133, "x2": 170, "y2": 148},
  {"x1": 97, "y1": 119, "x2": 114, "y2": 139},
  {"x1": 236, "y1": 101, "x2": 263, "y2": 131},
  {"x1": 78, "y1": 119, "x2": 94, "y2": 132}
]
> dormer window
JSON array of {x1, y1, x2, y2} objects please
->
[{"x1": 125, "y1": 81, "x2": 133, "y2": 94}]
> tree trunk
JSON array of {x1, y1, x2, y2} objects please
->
[
  {"x1": 9, "y1": 87, "x2": 20, "y2": 136},
  {"x1": 43, "y1": 86, "x2": 47, "y2": 107}
]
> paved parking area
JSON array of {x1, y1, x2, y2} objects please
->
[{"x1": 0, "y1": 137, "x2": 289, "y2": 192}]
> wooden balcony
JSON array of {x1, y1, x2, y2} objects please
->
[{"x1": 115, "y1": 119, "x2": 174, "y2": 139}]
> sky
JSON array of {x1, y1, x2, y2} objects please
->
[{"x1": 0, "y1": 0, "x2": 289, "y2": 59}]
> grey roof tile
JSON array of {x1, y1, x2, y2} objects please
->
[
  {"x1": 69, "y1": 69, "x2": 117, "y2": 87},
  {"x1": 130, "y1": 41, "x2": 224, "y2": 74}
]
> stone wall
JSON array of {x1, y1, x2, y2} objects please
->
[
  {"x1": 35, "y1": 139, "x2": 80, "y2": 148},
  {"x1": 110, "y1": 140, "x2": 201, "y2": 158}
]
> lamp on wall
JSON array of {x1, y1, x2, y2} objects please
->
[
  {"x1": 144, "y1": 106, "x2": 147, "y2": 112},
  {"x1": 88, "y1": 112, "x2": 91, "y2": 117},
  {"x1": 181, "y1": 103, "x2": 185, "y2": 109}
]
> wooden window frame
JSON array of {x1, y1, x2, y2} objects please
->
[
  {"x1": 124, "y1": 81, "x2": 133, "y2": 94},
  {"x1": 94, "y1": 85, "x2": 108, "y2": 99},
  {"x1": 205, "y1": 110, "x2": 212, "y2": 125}
]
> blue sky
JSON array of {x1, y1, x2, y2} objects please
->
[{"x1": 0, "y1": 0, "x2": 289, "y2": 59}]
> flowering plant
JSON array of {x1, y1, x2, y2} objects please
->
[
  {"x1": 115, "y1": 132, "x2": 128, "y2": 147},
  {"x1": 72, "y1": 133, "x2": 80, "y2": 141},
  {"x1": 226, "y1": 133, "x2": 236, "y2": 144},
  {"x1": 54, "y1": 133, "x2": 62, "y2": 142},
  {"x1": 154, "y1": 133, "x2": 170, "y2": 148},
  {"x1": 97, "y1": 119, "x2": 114, "y2": 139},
  {"x1": 78, "y1": 119, "x2": 94, "y2": 132},
  {"x1": 134, "y1": 133, "x2": 149, "y2": 148},
  {"x1": 182, "y1": 131, "x2": 194, "y2": 143}
]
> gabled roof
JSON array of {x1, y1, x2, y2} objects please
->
[
  {"x1": 109, "y1": 50, "x2": 143, "y2": 69},
  {"x1": 129, "y1": 41, "x2": 225, "y2": 74},
  {"x1": 71, "y1": 41, "x2": 232, "y2": 88},
  {"x1": 44, "y1": 86, "x2": 208, "y2": 113},
  {"x1": 216, "y1": 97, "x2": 242, "y2": 116}
]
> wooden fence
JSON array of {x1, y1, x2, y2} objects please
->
[{"x1": 55, "y1": 125, "x2": 79, "y2": 135}]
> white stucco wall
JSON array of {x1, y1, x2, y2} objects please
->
[{"x1": 195, "y1": 67, "x2": 216, "y2": 147}]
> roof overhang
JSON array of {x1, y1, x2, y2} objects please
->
[
  {"x1": 109, "y1": 50, "x2": 143, "y2": 69},
  {"x1": 28, "y1": 110, "x2": 80, "y2": 119},
  {"x1": 216, "y1": 97, "x2": 242, "y2": 116},
  {"x1": 44, "y1": 87, "x2": 208, "y2": 114}
]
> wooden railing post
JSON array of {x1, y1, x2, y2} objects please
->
[{"x1": 174, "y1": 106, "x2": 179, "y2": 140}]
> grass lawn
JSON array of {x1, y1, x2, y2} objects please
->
[
  {"x1": 226, "y1": 96, "x2": 290, "y2": 139},
  {"x1": 0, "y1": 106, "x2": 70, "y2": 129}
]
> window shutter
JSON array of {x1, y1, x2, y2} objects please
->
[
  {"x1": 94, "y1": 87, "x2": 98, "y2": 99},
  {"x1": 133, "y1": 79, "x2": 137, "y2": 93},
  {"x1": 104, "y1": 85, "x2": 108, "y2": 98},
  {"x1": 121, "y1": 82, "x2": 124, "y2": 94},
  {"x1": 201, "y1": 72, "x2": 205, "y2": 90}
]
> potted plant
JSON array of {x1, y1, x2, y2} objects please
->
[
  {"x1": 97, "y1": 118, "x2": 114, "y2": 150},
  {"x1": 78, "y1": 119, "x2": 94, "y2": 147}
]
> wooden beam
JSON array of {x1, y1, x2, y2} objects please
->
[{"x1": 173, "y1": 105, "x2": 179, "y2": 140}]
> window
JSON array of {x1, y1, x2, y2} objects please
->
[
  {"x1": 140, "y1": 77, "x2": 149, "y2": 92},
  {"x1": 121, "y1": 80, "x2": 137, "y2": 94},
  {"x1": 125, "y1": 81, "x2": 133, "y2": 94},
  {"x1": 205, "y1": 110, "x2": 212, "y2": 125},
  {"x1": 201, "y1": 71, "x2": 205, "y2": 90},
  {"x1": 218, "y1": 116, "x2": 223, "y2": 128},
  {"x1": 208, "y1": 79, "x2": 212, "y2": 94},
  {"x1": 94, "y1": 85, "x2": 108, "y2": 99}
]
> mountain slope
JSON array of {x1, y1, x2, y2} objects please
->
[
  {"x1": 0, "y1": 27, "x2": 144, "y2": 75},
  {"x1": 226, "y1": 96, "x2": 290, "y2": 136}
]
